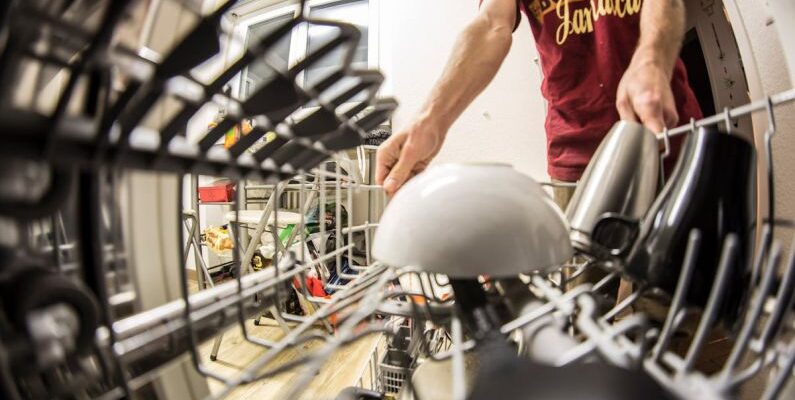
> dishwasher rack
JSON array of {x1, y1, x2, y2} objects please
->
[
  {"x1": 0, "y1": 0, "x2": 397, "y2": 398},
  {"x1": 346, "y1": 88, "x2": 795, "y2": 399},
  {"x1": 413, "y1": 87, "x2": 795, "y2": 399}
]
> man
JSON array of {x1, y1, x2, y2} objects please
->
[
  {"x1": 375, "y1": 0, "x2": 702, "y2": 201},
  {"x1": 375, "y1": 0, "x2": 731, "y2": 371}
]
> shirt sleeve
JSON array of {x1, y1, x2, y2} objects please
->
[{"x1": 477, "y1": 0, "x2": 522, "y2": 32}]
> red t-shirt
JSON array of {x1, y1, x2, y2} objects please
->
[{"x1": 484, "y1": 0, "x2": 703, "y2": 181}]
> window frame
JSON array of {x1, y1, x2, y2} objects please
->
[{"x1": 228, "y1": 0, "x2": 379, "y2": 102}]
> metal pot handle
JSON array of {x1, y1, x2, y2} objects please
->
[{"x1": 590, "y1": 213, "x2": 641, "y2": 258}]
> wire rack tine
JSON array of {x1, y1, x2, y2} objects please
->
[
  {"x1": 720, "y1": 241, "x2": 782, "y2": 380},
  {"x1": 751, "y1": 224, "x2": 773, "y2": 290},
  {"x1": 267, "y1": 185, "x2": 311, "y2": 328},
  {"x1": 761, "y1": 341, "x2": 795, "y2": 400},
  {"x1": 762, "y1": 96, "x2": 778, "y2": 245},
  {"x1": 279, "y1": 176, "x2": 319, "y2": 323},
  {"x1": 450, "y1": 314, "x2": 466, "y2": 400},
  {"x1": 723, "y1": 107, "x2": 733, "y2": 134},
  {"x1": 652, "y1": 229, "x2": 701, "y2": 361},
  {"x1": 175, "y1": 173, "x2": 229, "y2": 382},
  {"x1": 334, "y1": 162, "x2": 350, "y2": 279},
  {"x1": 500, "y1": 283, "x2": 591, "y2": 335},
  {"x1": 682, "y1": 234, "x2": 738, "y2": 372},
  {"x1": 600, "y1": 283, "x2": 645, "y2": 323},
  {"x1": 101, "y1": 170, "x2": 134, "y2": 397},
  {"x1": 590, "y1": 269, "x2": 620, "y2": 293},
  {"x1": 576, "y1": 294, "x2": 640, "y2": 368},
  {"x1": 318, "y1": 167, "x2": 329, "y2": 269},
  {"x1": 347, "y1": 170, "x2": 355, "y2": 268},
  {"x1": 559, "y1": 312, "x2": 647, "y2": 367},
  {"x1": 756, "y1": 235, "x2": 795, "y2": 350},
  {"x1": 46, "y1": 0, "x2": 134, "y2": 156},
  {"x1": 416, "y1": 272, "x2": 442, "y2": 304},
  {"x1": 233, "y1": 182, "x2": 282, "y2": 351}
]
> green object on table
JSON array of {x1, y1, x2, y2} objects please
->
[{"x1": 278, "y1": 224, "x2": 296, "y2": 244}]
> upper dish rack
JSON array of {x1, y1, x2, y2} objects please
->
[
  {"x1": 0, "y1": 0, "x2": 396, "y2": 398},
  {"x1": 0, "y1": 0, "x2": 396, "y2": 182}
]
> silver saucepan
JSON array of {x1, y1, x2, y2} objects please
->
[{"x1": 566, "y1": 120, "x2": 661, "y2": 254}]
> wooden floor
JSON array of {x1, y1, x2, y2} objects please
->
[{"x1": 196, "y1": 312, "x2": 383, "y2": 399}]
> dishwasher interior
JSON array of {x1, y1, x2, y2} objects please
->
[{"x1": 1, "y1": 1, "x2": 795, "y2": 399}]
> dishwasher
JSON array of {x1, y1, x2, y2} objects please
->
[{"x1": 1, "y1": 1, "x2": 795, "y2": 400}]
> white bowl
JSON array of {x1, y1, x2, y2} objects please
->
[{"x1": 373, "y1": 164, "x2": 572, "y2": 278}]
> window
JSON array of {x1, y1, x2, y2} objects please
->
[
  {"x1": 305, "y1": 0, "x2": 369, "y2": 87},
  {"x1": 236, "y1": 0, "x2": 375, "y2": 102},
  {"x1": 243, "y1": 13, "x2": 293, "y2": 96}
]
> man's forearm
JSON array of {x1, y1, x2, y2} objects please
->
[
  {"x1": 417, "y1": 15, "x2": 513, "y2": 135},
  {"x1": 634, "y1": 0, "x2": 685, "y2": 77}
]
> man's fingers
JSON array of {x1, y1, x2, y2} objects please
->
[
  {"x1": 639, "y1": 114, "x2": 665, "y2": 134},
  {"x1": 616, "y1": 96, "x2": 638, "y2": 122},
  {"x1": 375, "y1": 149, "x2": 393, "y2": 186},
  {"x1": 663, "y1": 104, "x2": 679, "y2": 129},
  {"x1": 633, "y1": 96, "x2": 666, "y2": 133},
  {"x1": 375, "y1": 136, "x2": 403, "y2": 186},
  {"x1": 384, "y1": 145, "x2": 420, "y2": 196},
  {"x1": 383, "y1": 159, "x2": 415, "y2": 196},
  {"x1": 616, "y1": 63, "x2": 681, "y2": 132}
]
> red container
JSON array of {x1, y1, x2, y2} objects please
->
[{"x1": 199, "y1": 183, "x2": 236, "y2": 202}]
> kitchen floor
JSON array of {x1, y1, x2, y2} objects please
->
[
  {"x1": 188, "y1": 276, "x2": 384, "y2": 399},
  {"x1": 196, "y1": 314, "x2": 382, "y2": 399}
]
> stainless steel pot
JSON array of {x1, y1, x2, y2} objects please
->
[
  {"x1": 566, "y1": 121, "x2": 660, "y2": 254},
  {"x1": 592, "y1": 126, "x2": 757, "y2": 328}
]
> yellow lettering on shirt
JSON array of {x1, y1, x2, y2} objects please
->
[
  {"x1": 540, "y1": 0, "x2": 641, "y2": 45},
  {"x1": 555, "y1": 0, "x2": 571, "y2": 44},
  {"x1": 574, "y1": 7, "x2": 593, "y2": 34}
]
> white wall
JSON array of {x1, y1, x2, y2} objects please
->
[
  {"x1": 379, "y1": 0, "x2": 549, "y2": 181},
  {"x1": 724, "y1": 0, "x2": 795, "y2": 245},
  {"x1": 771, "y1": 0, "x2": 795, "y2": 85}
]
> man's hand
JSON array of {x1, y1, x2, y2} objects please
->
[
  {"x1": 615, "y1": 57, "x2": 678, "y2": 133},
  {"x1": 376, "y1": 118, "x2": 445, "y2": 196},
  {"x1": 616, "y1": 0, "x2": 685, "y2": 133},
  {"x1": 373, "y1": 0, "x2": 515, "y2": 196}
]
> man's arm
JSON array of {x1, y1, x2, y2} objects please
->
[
  {"x1": 616, "y1": 0, "x2": 686, "y2": 133},
  {"x1": 411, "y1": 0, "x2": 516, "y2": 137},
  {"x1": 376, "y1": 0, "x2": 517, "y2": 196}
]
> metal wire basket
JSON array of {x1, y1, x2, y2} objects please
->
[
  {"x1": 378, "y1": 359, "x2": 410, "y2": 396},
  {"x1": 0, "y1": 0, "x2": 398, "y2": 398},
  {"x1": 377, "y1": 319, "x2": 417, "y2": 396}
]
